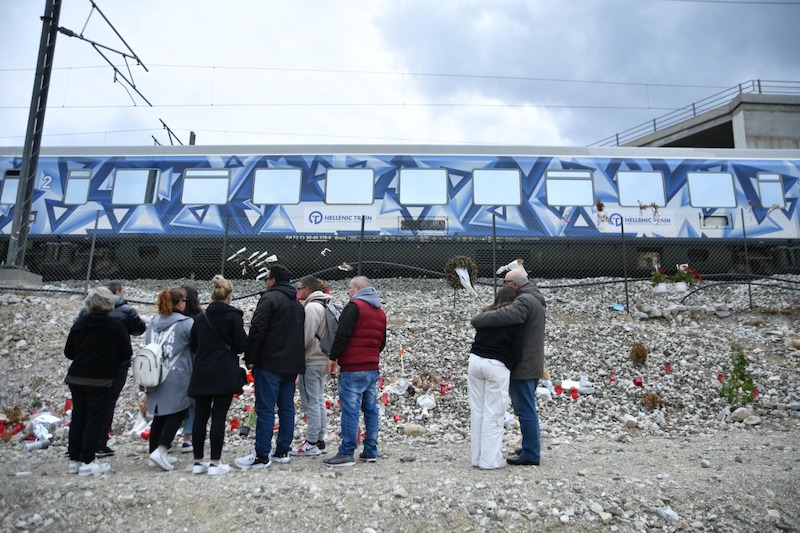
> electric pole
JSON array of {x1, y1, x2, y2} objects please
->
[{"x1": 5, "y1": 0, "x2": 62, "y2": 269}]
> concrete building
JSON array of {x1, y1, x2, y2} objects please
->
[{"x1": 592, "y1": 80, "x2": 800, "y2": 149}]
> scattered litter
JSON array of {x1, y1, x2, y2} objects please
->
[{"x1": 416, "y1": 395, "x2": 436, "y2": 416}]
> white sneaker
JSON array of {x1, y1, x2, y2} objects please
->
[
  {"x1": 270, "y1": 451, "x2": 291, "y2": 464},
  {"x1": 234, "y1": 451, "x2": 271, "y2": 469},
  {"x1": 68, "y1": 460, "x2": 81, "y2": 474},
  {"x1": 78, "y1": 460, "x2": 111, "y2": 476},
  {"x1": 290, "y1": 440, "x2": 322, "y2": 456},
  {"x1": 149, "y1": 449, "x2": 175, "y2": 471},
  {"x1": 192, "y1": 461, "x2": 209, "y2": 474},
  {"x1": 148, "y1": 454, "x2": 178, "y2": 468},
  {"x1": 207, "y1": 463, "x2": 231, "y2": 476}
]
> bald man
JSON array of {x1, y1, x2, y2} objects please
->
[{"x1": 323, "y1": 276, "x2": 387, "y2": 467}]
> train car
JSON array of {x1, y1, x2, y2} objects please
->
[{"x1": 1, "y1": 145, "x2": 799, "y2": 280}]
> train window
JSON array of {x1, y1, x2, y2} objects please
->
[
  {"x1": 252, "y1": 168, "x2": 302, "y2": 205},
  {"x1": 112, "y1": 169, "x2": 160, "y2": 205},
  {"x1": 545, "y1": 170, "x2": 594, "y2": 206},
  {"x1": 325, "y1": 168, "x2": 374, "y2": 205},
  {"x1": 687, "y1": 171, "x2": 736, "y2": 208},
  {"x1": 473, "y1": 169, "x2": 522, "y2": 205},
  {"x1": 700, "y1": 213, "x2": 731, "y2": 229},
  {"x1": 757, "y1": 172, "x2": 785, "y2": 209},
  {"x1": 64, "y1": 169, "x2": 92, "y2": 205},
  {"x1": 0, "y1": 170, "x2": 20, "y2": 204},
  {"x1": 399, "y1": 169, "x2": 447, "y2": 205},
  {"x1": 617, "y1": 171, "x2": 666, "y2": 207},
  {"x1": 182, "y1": 169, "x2": 231, "y2": 205}
]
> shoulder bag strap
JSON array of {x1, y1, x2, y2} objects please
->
[{"x1": 201, "y1": 311, "x2": 231, "y2": 351}]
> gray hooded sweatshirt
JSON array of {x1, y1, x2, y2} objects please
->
[{"x1": 144, "y1": 312, "x2": 193, "y2": 416}]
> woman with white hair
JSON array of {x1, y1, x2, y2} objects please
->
[{"x1": 64, "y1": 287, "x2": 132, "y2": 476}]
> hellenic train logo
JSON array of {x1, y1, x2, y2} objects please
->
[
  {"x1": 609, "y1": 213, "x2": 623, "y2": 227},
  {"x1": 309, "y1": 211, "x2": 323, "y2": 224}
]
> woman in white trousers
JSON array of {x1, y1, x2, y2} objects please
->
[{"x1": 468, "y1": 287, "x2": 524, "y2": 469}]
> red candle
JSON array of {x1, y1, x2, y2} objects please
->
[
  {"x1": 440, "y1": 383, "x2": 447, "y2": 396},
  {"x1": 382, "y1": 392, "x2": 388, "y2": 405},
  {"x1": 378, "y1": 376, "x2": 384, "y2": 389},
  {"x1": 752, "y1": 387, "x2": 759, "y2": 398},
  {"x1": 717, "y1": 373, "x2": 724, "y2": 383},
  {"x1": 393, "y1": 414, "x2": 401, "y2": 422},
  {"x1": 230, "y1": 417, "x2": 240, "y2": 431},
  {"x1": 610, "y1": 371, "x2": 616, "y2": 383},
  {"x1": 569, "y1": 387, "x2": 579, "y2": 400},
  {"x1": 65, "y1": 397, "x2": 73, "y2": 412},
  {"x1": 633, "y1": 376, "x2": 643, "y2": 387},
  {"x1": 141, "y1": 427, "x2": 151, "y2": 440},
  {"x1": 554, "y1": 384, "x2": 563, "y2": 395},
  {"x1": 665, "y1": 362, "x2": 672, "y2": 374}
]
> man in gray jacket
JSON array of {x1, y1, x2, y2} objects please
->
[
  {"x1": 471, "y1": 269, "x2": 546, "y2": 466},
  {"x1": 291, "y1": 276, "x2": 331, "y2": 456}
]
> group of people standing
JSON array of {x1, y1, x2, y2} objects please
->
[
  {"x1": 233, "y1": 268, "x2": 387, "y2": 469},
  {"x1": 63, "y1": 266, "x2": 388, "y2": 476},
  {"x1": 64, "y1": 275, "x2": 247, "y2": 476},
  {"x1": 64, "y1": 264, "x2": 542, "y2": 477}
]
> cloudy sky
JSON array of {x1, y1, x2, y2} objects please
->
[{"x1": 0, "y1": 0, "x2": 797, "y2": 148}]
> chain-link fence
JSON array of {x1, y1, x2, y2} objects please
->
[{"x1": 2, "y1": 212, "x2": 798, "y2": 311}]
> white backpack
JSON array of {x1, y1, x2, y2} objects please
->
[{"x1": 131, "y1": 321, "x2": 182, "y2": 388}]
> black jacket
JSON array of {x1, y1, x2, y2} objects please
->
[
  {"x1": 77, "y1": 295, "x2": 145, "y2": 367},
  {"x1": 245, "y1": 282, "x2": 305, "y2": 375},
  {"x1": 188, "y1": 301, "x2": 248, "y2": 397},
  {"x1": 470, "y1": 322, "x2": 525, "y2": 371},
  {"x1": 64, "y1": 313, "x2": 132, "y2": 387}
]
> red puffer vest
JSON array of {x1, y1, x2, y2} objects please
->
[{"x1": 339, "y1": 299, "x2": 386, "y2": 372}]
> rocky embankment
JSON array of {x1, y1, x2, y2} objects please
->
[{"x1": 0, "y1": 277, "x2": 798, "y2": 532}]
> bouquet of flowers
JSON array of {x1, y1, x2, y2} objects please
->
[
  {"x1": 650, "y1": 268, "x2": 668, "y2": 286},
  {"x1": 670, "y1": 264, "x2": 702, "y2": 287}
]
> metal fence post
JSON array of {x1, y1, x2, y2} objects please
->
[
  {"x1": 84, "y1": 210, "x2": 101, "y2": 295},
  {"x1": 492, "y1": 213, "x2": 497, "y2": 296},
  {"x1": 220, "y1": 214, "x2": 230, "y2": 276},
  {"x1": 620, "y1": 217, "x2": 630, "y2": 313},
  {"x1": 357, "y1": 215, "x2": 365, "y2": 276},
  {"x1": 741, "y1": 208, "x2": 754, "y2": 309}
]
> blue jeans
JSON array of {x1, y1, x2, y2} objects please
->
[
  {"x1": 254, "y1": 368, "x2": 296, "y2": 457},
  {"x1": 509, "y1": 379, "x2": 540, "y2": 463},
  {"x1": 337, "y1": 370, "x2": 379, "y2": 457}
]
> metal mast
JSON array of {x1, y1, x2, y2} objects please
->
[{"x1": 5, "y1": 0, "x2": 62, "y2": 268}]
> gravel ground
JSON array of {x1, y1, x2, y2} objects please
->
[{"x1": 0, "y1": 276, "x2": 798, "y2": 532}]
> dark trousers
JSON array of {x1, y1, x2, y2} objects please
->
[
  {"x1": 68, "y1": 384, "x2": 114, "y2": 464},
  {"x1": 149, "y1": 408, "x2": 188, "y2": 453},
  {"x1": 192, "y1": 394, "x2": 233, "y2": 461},
  {"x1": 98, "y1": 365, "x2": 128, "y2": 448}
]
